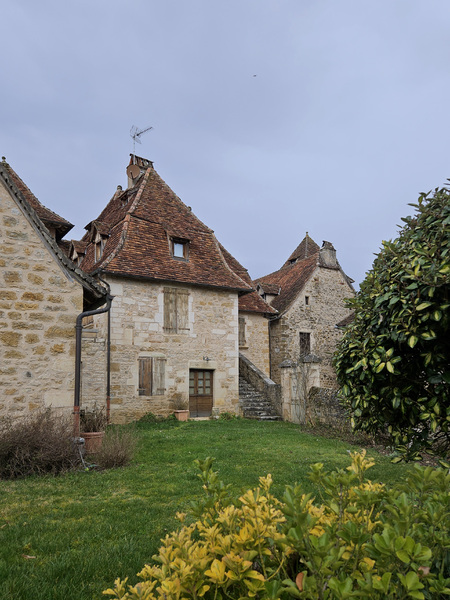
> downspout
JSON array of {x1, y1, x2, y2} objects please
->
[
  {"x1": 73, "y1": 286, "x2": 113, "y2": 436},
  {"x1": 98, "y1": 276, "x2": 112, "y2": 424}
]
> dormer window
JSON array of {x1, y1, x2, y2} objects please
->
[
  {"x1": 170, "y1": 237, "x2": 189, "y2": 261},
  {"x1": 94, "y1": 232, "x2": 108, "y2": 262},
  {"x1": 95, "y1": 237, "x2": 105, "y2": 262}
]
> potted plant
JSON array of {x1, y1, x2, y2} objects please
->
[
  {"x1": 172, "y1": 397, "x2": 189, "y2": 421},
  {"x1": 80, "y1": 405, "x2": 108, "y2": 453}
]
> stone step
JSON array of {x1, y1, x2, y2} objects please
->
[{"x1": 239, "y1": 377, "x2": 281, "y2": 421}]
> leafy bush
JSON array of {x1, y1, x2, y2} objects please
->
[
  {"x1": 334, "y1": 186, "x2": 450, "y2": 460},
  {"x1": 94, "y1": 426, "x2": 137, "y2": 469},
  {"x1": 104, "y1": 452, "x2": 450, "y2": 599},
  {"x1": 0, "y1": 409, "x2": 80, "y2": 479}
]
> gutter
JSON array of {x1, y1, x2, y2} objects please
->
[{"x1": 73, "y1": 280, "x2": 114, "y2": 436}]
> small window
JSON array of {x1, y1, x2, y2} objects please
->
[
  {"x1": 138, "y1": 357, "x2": 166, "y2": 396},
  {"x1": 305, "y1": 295, "x2": 310, "y2": 306},
  {"x1": 299, "y1": 332, "x2": 311, "y2": 357},
  {"x1": 170, "y1": 238, "x2": 189, "y2": 260}
]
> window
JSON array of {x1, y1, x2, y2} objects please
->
[
  {"x1": 164, "y1": 288, "x2": 189, "y2": 333},
  {"x1": 299, "y1": 332, "x2": 311, "y2": 356},
  {"x1": 170, "y1": 238, "x2": 189, "y2": 260},
  {"x1": 138, "y1": 357, "x2": 166, "y2": 396},
  {"x1": 95, "y1": 236, "x2": 106, "y2": 262},
  {"x1": 239, "y1": 316, "x2": 246, "y2": 347},
  {"x1": 305, "y1": 295, "x2": 310, "y2": 306}
]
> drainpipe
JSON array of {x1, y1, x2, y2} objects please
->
[
  {"x1": 74, "y1": 285, "x2": 113, "y2": 436},
  {"x1": 97, "y1": 276, "x2": 112, "y2": 424}
]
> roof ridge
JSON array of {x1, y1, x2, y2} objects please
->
[
  {"x1": 0, "y1": 163, "x2": 106, "y2": 300},
  {"x1": 212, "y1": 236, "x2": 253, "y2": 292}
]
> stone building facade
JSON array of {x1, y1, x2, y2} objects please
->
[
  {"x1": 256, "y1": 235, "x2": 355, "y2": 412},
  {"x1": 71, "y1": 156, "x2": 268, "y2": 421},
  {"x1": 0, "y1": 159, "x2": 106, "y2": 418},
  {"x1": 84, "y1": 277, "x2": 241, "y2": 422},
  {"x1": 0, "y1": 155, "x2": 354, "y2": 425}
]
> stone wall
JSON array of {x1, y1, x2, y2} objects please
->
[
  {"x1": 86, "y1": 275, "x2": 240, "y2": 423},
  {"x1": 238, "y1": 311, "x2": 271, "y2": 376},
  {"x1": 280, "y1": 363, "x2": 348, "y2": 425},
  {"x1": 269, "y1": 265, "x2": 354, "y2": 386},
  {"x1": 0, "y1": 180, "x2": 85, "y2": 417},
  {"x1": 239, "y1": 353, "x2": 281, "y2": 416}
]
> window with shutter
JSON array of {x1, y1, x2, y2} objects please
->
[
  {"x1": 138, "y1": 357, "x2": 166, "y2": 396},
  {"x1": 239, "y1": 317, "x2": 246, "y2": 347},
  {"x1": 299, "y1": 332, "x2": 311, "y2": 356},
  {"x1": 164, "y1": 288, "x2": 190, "y2": 333}
]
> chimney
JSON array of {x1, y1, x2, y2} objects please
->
[{"x1": 320, "y1": 241, "x2": 337, "y2": 268}]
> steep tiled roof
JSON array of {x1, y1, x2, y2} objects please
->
[
  {"x1": 78, "y1": 157, "x2": 253, "y2": 293},
  {"x1": 0, "y1": 159, "x2": 107, "y2": 308},
  {"x1": 1, "y1": 158, "x2": 73, "y2": 241},
  {"x1": 256, "y1": 252, "x2": 318, "y2": 314},
  {"x1": 283, "y1": 232, "x2": 319, "y2": 267},
  {"x1": 257, "y1": 235, "x2": 355, "y2": 315},
  {"x1": 219, "y1": 244, "x2": 276, "y2": 315}
]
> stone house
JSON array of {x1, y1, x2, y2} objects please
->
[
  {"x1": 0, "y1": 158, "x2": 107, "y2": 418},
  {"x1": 255, "y1": 234, "x2": 355, "y2": 422},
  {"x1": 68, "y1": 155, "x2": 276, "y2": 422},
  {"x1": 0, "y1": 154, "x2": 354, "y2": 424}
]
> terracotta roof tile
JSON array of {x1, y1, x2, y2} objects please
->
[
  {"x1": 0, "y1": 160, "x2": 106, "y2": 307},
  {"x1": 1, "y1": 159, "x2": 73, "y2": 240},
  {"x1": 218, "y1": 244, "x2": 276, "y2": 314},
  {"x1": 78, "y1": 158, "x2": 253, "y2": 293},
  {"x1": 256, "y1": 252, "x2": 318, "y2": 314},
  {"x1": 284, "y1": 233, "x2": 320, "y2": 267}
]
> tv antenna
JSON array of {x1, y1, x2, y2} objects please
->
[{"x1": 130, "y1": 125, "x2": 153, "y2": 159}]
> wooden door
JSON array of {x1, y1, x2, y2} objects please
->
[{"x1": 189, "y1": 370, "x2": 213, "y2": 417}]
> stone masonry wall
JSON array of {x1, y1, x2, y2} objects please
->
[
  {"x1": 0, "y1": 180, "x2": 84, "y2": 417},
  {"x1": 270, "y1": 266, "x2": 354, "y2": 387},
  {"x1": 86, "y1": 276, "x2": 239, "y2": 423},
  {"x1": 239, "y1": 312, "x2": 271, "y2": 376}
]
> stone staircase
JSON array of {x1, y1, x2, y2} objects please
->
[{"x1": 239, "y1": 376, "x2": 281, "y2": 421}]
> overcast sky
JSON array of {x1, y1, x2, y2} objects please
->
[{"x1": 2, "y1": 1, "x2": 450, "y2": 287}]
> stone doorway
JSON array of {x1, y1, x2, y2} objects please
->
[{"x1": 189, "y1": 369, "x2": 213, "y2": 417}]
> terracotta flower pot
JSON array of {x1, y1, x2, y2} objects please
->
[
  {"x1": 82, "y1": 431, "x2": 105, "y2": 453},
  {"x1": 174, "y1": 410, "x2": 189, "y2": 421}
]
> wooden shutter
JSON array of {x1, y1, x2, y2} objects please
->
[
  {"x1": 177, "y1": 290, "x2": 189, "y2": 332},
  {"x1": 152, "y1": 358, "x2": 166, "y2": 395},
  {"x1": 139, "y1": 358, "x2": 152, "y2": 395},
  {"x1": 164, "y1": 288, "x2": 177, "y2": 332},
  {"x1": 239, "y1": 317, "x2": 246, "y2": 347}
]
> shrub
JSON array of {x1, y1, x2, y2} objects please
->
[
  {"x1": 80, "y1": 405, "x2": 108, "y2": 432},
  {"x1": 218, "y1": 411, "x2": 240, "y2": 421},
  {"x1": 104, "y1": 452, "x2": 450, "y2": 599},
  {"x1": 137, "y1": 412, "x2": 177, "y2": 426},
  {"x1": 0, "y1": 409, "x2": 80, "y2": 479},
  {"x1": 94, "y1": 426, "x2": 137, "y2": 469}
]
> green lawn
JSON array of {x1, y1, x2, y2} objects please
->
[{"x1": 0, "y1": 418, "x2": 410, "y2": 600}]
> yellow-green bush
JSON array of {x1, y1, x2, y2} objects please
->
[{"x1": 104, "y1": 452, "x2": 450, "y2": 599}]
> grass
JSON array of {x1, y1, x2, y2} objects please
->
[{"x1": 0, "y1": 418, "x2": 411, "y2": 600}]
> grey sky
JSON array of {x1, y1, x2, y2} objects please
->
[{"x1": 2, "y1": 0, "x2": 450, "y2": 287}]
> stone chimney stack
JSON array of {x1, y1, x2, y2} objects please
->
[{"x1": 320, "y1": 241, "x2": 337, "y2": 268}]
